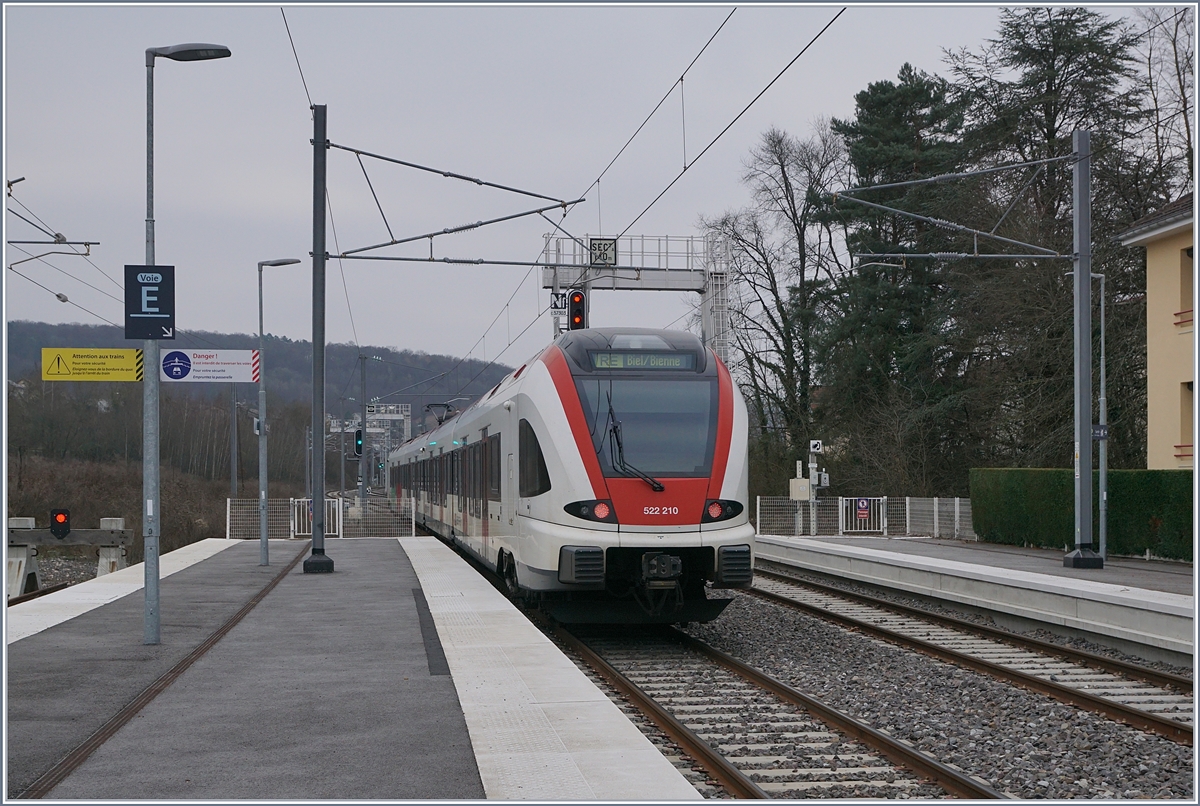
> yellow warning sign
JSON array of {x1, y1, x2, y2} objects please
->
[{"x1": 41, "y1": 349, "x2": 144, "y2": 382}]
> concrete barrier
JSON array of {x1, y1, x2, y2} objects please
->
[{"x1": 755, "y1": 534, "x2": 1194, "y2": 661}]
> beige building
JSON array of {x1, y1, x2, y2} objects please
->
[{"x1": 1120, "y1": 193, "x2": 1194, "y2": 469}]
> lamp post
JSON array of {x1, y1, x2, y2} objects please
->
[
  {"x1": 143, "y1": 42, "x2": 230, "y2": 645},
  {"x1": 257, "y1": 258, "x2": 301, "y2": 565}
]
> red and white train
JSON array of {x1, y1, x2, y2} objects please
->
[{"x1": 388, "y1": 328, "x2": 754, "y2": 623}]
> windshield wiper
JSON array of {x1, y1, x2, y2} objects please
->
[{"x1": 606, "y1": 393, "x2": 664, "y2": 492}]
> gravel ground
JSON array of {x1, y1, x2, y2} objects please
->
[
  {"x1": 28, "y1": 555, "x2": 97, "y2": 588},
  {"x1": 686, "y1": 592, "x2": 1194, "y2": 799}
]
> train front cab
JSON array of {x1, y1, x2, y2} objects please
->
[{"x1": 526, "y1": 329, "x2": 754, "y2": 623}]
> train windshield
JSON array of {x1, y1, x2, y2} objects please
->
[{"x1": 575, "y1": 377, "x2": 718, "y2": 478}]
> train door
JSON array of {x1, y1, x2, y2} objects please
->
[
  {"x1": 485, "y1": 430, "x2": 501, "y2": 563},
  {"x1": 501, "y1": 405, "x2": 516, "y2": 534}
]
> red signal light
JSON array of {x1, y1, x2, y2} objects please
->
[
  {"x1": 50, "y1": 508, "x2": 71, "y2": 539},
  {"x1": 567, "y1": 290, "x2": 587, "y2": 330}
]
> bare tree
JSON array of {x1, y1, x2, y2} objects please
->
[
  {"x1": 702, "y1": 123, "x2": 850, "y2": 493},
  {"x1": 1135, "y1": 6, "x2": 1194, "y2": 191}
]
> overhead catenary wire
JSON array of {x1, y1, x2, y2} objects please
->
[
  {"x1": 325, "y1": 187, "x2": 360, "y2": 349},
  {"x1": 443, "y1": 11, "x2": 744, "y2": 393},
  {"x1": 579, "y1": 7, "x2": 737, "y2": 202},
  {"x1": 6, "y1": 244, "x2": 123, "y2": 303},
  {"x1": 328, "y1": 142, "x2": 572, "y2": 206},
  {"x1": 6, "y1": 265, "x2": 121, "y2": 328},
  {"x1": 8, "y1": 194, "x2": 121, "y2": 288},
  {"x1": 280, "y1": 7, "x2": 313, "y2": 109},
  {"x1": 618, "y1": 7, "x2": 846, "y2": 238},
  {"x1": 454, "y1": 301, "x2": 555, "y2": 396}
]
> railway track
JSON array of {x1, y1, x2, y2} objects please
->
[
  {"x1": 550, "y1": 622, "x2": 1004, "y2": 799},
  {"x1": 750, "y1": 567, "x2": 1193, "y2": 745}
]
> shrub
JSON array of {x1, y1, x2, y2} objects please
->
[{"x1": 969, "y1": 468, "x2": 1193, "y2": 561}]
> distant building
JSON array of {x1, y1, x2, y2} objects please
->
[{"x1": 1119, "y1": 193, "x2": 1194, "y2": 469}]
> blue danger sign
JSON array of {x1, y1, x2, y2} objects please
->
[
  {"x1": 124, "y1": 265, "x2": 176, "y2": 340},
  {"x1": 856, "y1": 498, "x2": 869, "y2": 519}
]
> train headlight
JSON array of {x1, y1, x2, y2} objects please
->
[
  {"x1": 701, "y1": 499, "x2": 744, "y2": 523},
  {"x1": 564, "y1": 499, "x2": 617, "y2": 524}
]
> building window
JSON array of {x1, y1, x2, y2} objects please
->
[
  {"x1": 1181, "y1": 247, "x2": 1195, "y2": 322},
  {"x1": 1179, "y1": 382, "x2": 1194, "y2": 460}
]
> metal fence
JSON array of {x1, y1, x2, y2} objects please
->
[
  {"x1": 225, "y1": 499, "x2": 295, "y2": 541},
  {"x1": 756, "y1": 496, "x2": 976, "y2": 539},
  {"x1": 291, "y1": 498, "x2": 344, "y2": 538},
  {"x1": 226, "y1": 497, "x2": 415, "y2": 540},
  {"x1": 339, "y1": 497, "x2": 415, "y2": 539}
]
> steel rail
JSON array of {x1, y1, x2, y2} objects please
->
[
  {"x1": 466, "y1": 543, "x2": 1003, "y2": 798},
  {"x1": 6, "y1": 582, "x2": 70, "y2": 606},
  {"x1": 545, "y1": 619, "x2": 769, "y2": 799},
  {"x1": 748, "y1": 582, "x2": 1193, "y2": 746},
  {"x1": 667, "y1": 627, "x2": 1006, "y2": 799},
  {"x1": 18, "y1": 543, "x2": 311, "y2": 799},
  {"x1": 755, "y1": 567, "x2": 1192, "y2": 692}
]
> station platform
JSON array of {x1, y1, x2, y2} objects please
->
[
  {"x1": 6, "y1": 537, "x2": 700, "y2": 800},
  {"x1": 755, "y1": 534, "x2": 1195, "y2": 665}
]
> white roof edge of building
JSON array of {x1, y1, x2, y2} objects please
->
[{"x1": 1119, "y1": 216, "x2": 1194, "y2": 247}]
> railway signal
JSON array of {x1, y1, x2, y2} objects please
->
[
  {"x1": 354, "y1": 428, "x2": 364, "y2": 456},
  {"x1": 567, "y1": 290, "x2": 587, "y2": 330},
  {"x1": 50, "y1": 509, "x2": 71, "y2": 539}
]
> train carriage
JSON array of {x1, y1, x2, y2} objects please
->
[{"x1": 389, "y1": 328, "x2": 753, "y2": 623}]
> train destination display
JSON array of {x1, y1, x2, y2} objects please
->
[{"x1": 589, "y1": 351, "x2": 696, "y2": 370}]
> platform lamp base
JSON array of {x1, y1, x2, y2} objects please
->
[
  {"x1": 1064, "y1": 548, "x2": 1104, "y2": 569},
  {"x1": 303, "y1": 549, "x2": 335, "y2": 573}
]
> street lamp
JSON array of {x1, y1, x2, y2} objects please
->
[
  {"x1": 257, "y1": 258, "x2": 301, "y2": 566},
  {"x1": 143, "y1": 42, "x2": 230, "y2": 645}
]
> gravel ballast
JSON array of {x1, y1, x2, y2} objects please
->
[{"x1": 686, "y1": 593, "x2": 1193, "y2": 799}]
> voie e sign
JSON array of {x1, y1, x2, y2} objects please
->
[
  {"x1": 124, "y1": 264, "x2": 176, "y2": 340},
  {"x1": 160, "y1": 350, "x2": 260, "y2": 383}
]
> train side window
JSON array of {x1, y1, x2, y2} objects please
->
[
  {"x1": 487, "y1": 433, "x2": 502, "y2": 501},
  {"x1": 518, "y1": 418, "x2": 552, "y2": 497}
]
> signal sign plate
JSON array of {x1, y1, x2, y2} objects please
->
[
  {"x1": 550, "y1": 291, "x2": 568, "y2": 316},
  {"x1": 589, "y1": 238, "x2": 617, "y2": 266},
  {"x1": 41, "y1": 348, "x2": 144, "y2": 381}
]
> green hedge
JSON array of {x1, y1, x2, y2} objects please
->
[{"x1": 969, "y1": 468, "x2": 1194, "y2": 561}]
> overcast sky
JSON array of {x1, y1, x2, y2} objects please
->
[{"x1": 4, "y1": 3, "x2": 1146, "y2": 375}]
